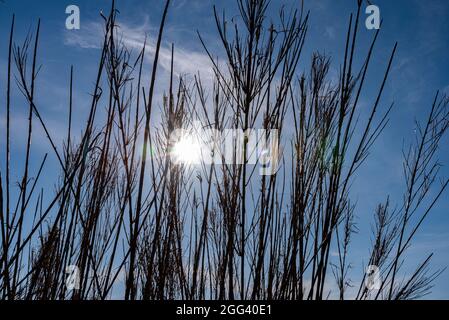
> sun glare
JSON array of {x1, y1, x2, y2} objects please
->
[{"x1": 171, "y1": 134, "x2": 202, "y2": 165}]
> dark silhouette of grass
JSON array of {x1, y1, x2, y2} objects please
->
[{"x1": 0, "y1": 0, "x2": 448, "y2": 300}]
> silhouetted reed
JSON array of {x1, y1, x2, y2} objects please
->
[{"x1": 1, "y1": 0, "x2": 448, "y2": 300}]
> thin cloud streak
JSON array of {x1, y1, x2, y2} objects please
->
[{"x1": 64, "y1": 19, "x2": 214, "y2": 80}]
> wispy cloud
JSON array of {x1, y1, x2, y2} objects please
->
[
  {"x1": 63, "y1": 18, "x2": 214, "y2": 80},
  {"x1": 63, "y1": 21, "x2": 104, "y2": 49},
  {"x1": 324, "y1": 26, "x2": 336, "y2": 40}
]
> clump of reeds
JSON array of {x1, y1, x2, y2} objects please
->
[{"x1": 0, "y1": 0, "x2": 448, "y2": 300}]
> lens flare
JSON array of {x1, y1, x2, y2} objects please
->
[{"x1": 171, "y1": 134, "x2": 202, "y2": 165}]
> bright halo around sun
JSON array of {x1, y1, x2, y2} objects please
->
[{"x1": 171, "y1": 134, "x2": 202, "y2": 165}]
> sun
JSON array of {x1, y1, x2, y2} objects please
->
[{"x1": 170, "y1": 134, "x2": 202, "y2": 165}]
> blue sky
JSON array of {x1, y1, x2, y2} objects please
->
[{"x1": 0, "y1": 0, "x2": 449, "y2": 298}]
